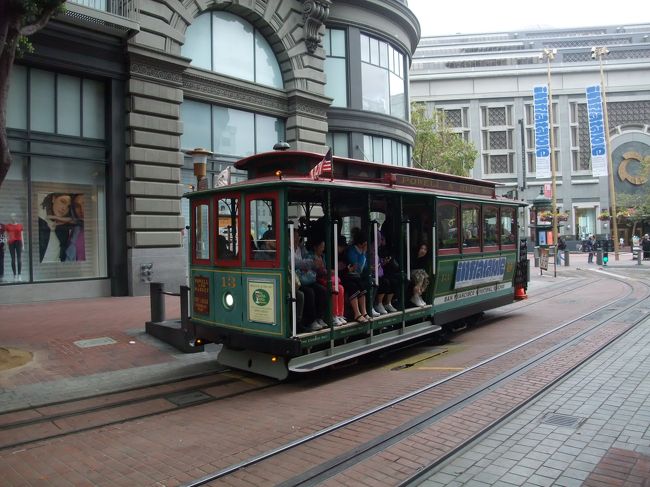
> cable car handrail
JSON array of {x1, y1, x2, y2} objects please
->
[{"x1": 289, "y1": 222, "x2": 297, "y2": 337}]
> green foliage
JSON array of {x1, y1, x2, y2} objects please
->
[
  {"x1": 411, "y1": 102, "x2": 478, "y2": 177},
  {"x1": 617, "y1": 192, "x2": 650, "y2": 220}
]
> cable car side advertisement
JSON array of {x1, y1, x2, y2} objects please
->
[
  {"x1": 247, "y1": 279, "x2": 276, "y2": 324},
  {"x1": 193, "y1": 275, "x2": 210, "y2": 315}
]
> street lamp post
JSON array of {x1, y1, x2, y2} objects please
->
[
  {"x1": 540, "y1": 48, "x2": 559, "y2": 254},
  {"x1": 592, "y1": 46, "x2": 619, "y2": 261}
]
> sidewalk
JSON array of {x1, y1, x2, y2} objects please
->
[
  {"x1": 419, "y1": 314, "x2": 650, "y2": 487},
  {"x1": 0, "y1": 295, "x2": 221, "y2": 413}
]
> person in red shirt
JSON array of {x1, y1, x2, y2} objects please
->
[{"x1": 6, "y1": 213, "x2": 24, "y2": 280}]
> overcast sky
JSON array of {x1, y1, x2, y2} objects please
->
[{"x1": 408, "y1": 0, "x2": 649, "y2": 36}]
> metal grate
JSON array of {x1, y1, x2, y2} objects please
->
[
  {"x1": 74, "y1": 337, "x2": 117, "y2": 348},
  {"x1": 165, "y1": 391, "x2": 212, "y2": 406},
  {"x1": 540, "y1": 412, "x2": 585, "y2": 429}
]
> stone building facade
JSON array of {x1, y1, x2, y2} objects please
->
[
  {"x1": 411, "y1": 24, "x2": 650, "y2": 248},
  {"x1": 0, "y1": 0, "x2": 419, "y2": 303}
]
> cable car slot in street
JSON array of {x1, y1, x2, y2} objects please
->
[{"x1": 391, "y1": 348, "x2": 449, "y2": 370}]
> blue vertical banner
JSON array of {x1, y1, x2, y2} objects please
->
[
  {"x1": 585, "y1": 85, "x2": 608, "y2": 177},
  {"x1": 533, "y1": 85, "x2": 551, "y2": 179}
]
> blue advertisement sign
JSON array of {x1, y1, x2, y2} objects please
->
[
  {"x1": 533, "y1": 85, "x2": 551, "y2": 179},
  {"x1": 454, "y1": 257, "x2": 507, "y2": 289},
  {"x1": 585, "y1": 85, "x2": 608, "y2": 177}
]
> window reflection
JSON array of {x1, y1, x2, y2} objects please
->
[
  {"x1": 360, "y1": 34, "x2": 406, "y2": 120},
  {"x1": 182, "y1": 11, "x2": 283, "y2": 89}
]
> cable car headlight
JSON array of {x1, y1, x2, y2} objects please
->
[{"x1": 223, "y1": 292, "x2": 235, "y2": 309}]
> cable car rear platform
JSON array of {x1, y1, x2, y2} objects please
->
[{"x1": 215, "y1": 307, "x2": 441, "y2": 380}]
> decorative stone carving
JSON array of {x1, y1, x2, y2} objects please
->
[
  {"x1": 183, "y1": 73, "x2": 288, "y2": 113},
  {"x1": 131, "y1": 62, "x2": 183, "y2": 84},
  {"x1": 302, "y1": 0, "x2": 331, "y2": 54}
]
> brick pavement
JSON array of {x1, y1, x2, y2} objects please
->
[
  {"x1": 418, "y1": 310, "x2": 650, "y2": 487},
  {"x1": 0, "y1": 294, "x2": 221, "y2": 412},
  {"x1": 0, "y1": 250, "x2": 647, "y2": 485}
]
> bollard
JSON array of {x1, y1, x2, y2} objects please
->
[
  {"x1": 639, "y1": 249, "x2": 643, "y2": 265},
  {"x1": 180, "y1": 285, "x2": 190, "y2": 333},
  {"x1": 564, "y1": 250, "x2": 570, "y2": 266},
  {"x1": 150, "y1": 282, "x2": 165, "y2": 323},
  {"x1": 534, "y1": 246, "x2": 540, "y2": 267},
  {"x1": 596, "y1": 249, "x2": 603, "y2": 266}
]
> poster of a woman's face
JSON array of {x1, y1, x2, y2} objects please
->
[{"x1": 38, "y1": 192, "x2": 86, "y2": 263}]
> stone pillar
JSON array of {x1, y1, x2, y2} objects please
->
[{"x1": 126, "y1": 47, "x2": 189, "y2": 295}]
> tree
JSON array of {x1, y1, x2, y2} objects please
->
[
  {"x1": 616, "y1": 192, "x2": 650, "y2": 238},
  {"x1": 0, "y1": 0, "x2": 65, "y2": 188},
  {"x1": 411, "y1": 102, "x2": 478, "y2": 177}
]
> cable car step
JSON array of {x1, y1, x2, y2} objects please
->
[{"x1": 288, "y1": 321, "x2": 441, "y2": 373}]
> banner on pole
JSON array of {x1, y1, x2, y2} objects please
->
[
  {"x1": 533, "y1": 85, "x2": 551, "y2": 179},
  {"x1": 585, "y1": 85, "x2": 608, "y2": 177}
]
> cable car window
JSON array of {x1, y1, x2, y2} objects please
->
[
  {"x1": 193, "y1": 200, "x2": 210, "y2": 262},
  {"x1": 461, "y1": 204, "x2": 480, "y2": 248},
  {"x1": 483, "y1": 205, "x2": 498, "y2": 247},
  {"x1": 250, "y1": 198, "x2": 276, "y2": 260},
  {"x1": 437, "y1": 203, "x2": 459, "y2": 250},
  {"x1": 501, "y1": 207, "x2": 517, "y2": 245},
  {"x1": 216, "y1": 196, "x2": 239, "y2": 261}
]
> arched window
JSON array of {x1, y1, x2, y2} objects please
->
[{"x1": 182, "y1": 11, "x2": 283, "y2": 89}]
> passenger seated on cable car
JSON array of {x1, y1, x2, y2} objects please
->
[
  {"x1": 372, "y1": 232, "x2": 399, "y2": 315},
  {"x1": 310, "y1": 237, "x2": 346, "y2": 326},
  {"x1": 291, "y1": 231, "x2": 327, "y2": 332},
  {"x1": 340, "y1": 230, "x2": 371, "y2": 323},
  {"x1": 255, "y1": 229, "x2": 276, "y2": 259},
  {"x1": 216, "y1": 235, "x2": 235, "y2": 259},
  {"x1": 410, "y1": 243, "x2": 430, "y2": 307}
]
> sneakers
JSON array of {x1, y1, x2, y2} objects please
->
[
  {"x1": 374, "y1": 303, "x2": 388, "y2": 315},
  {"x1": 410, "y1": 295, "x2": 426, "y2": 307},
  {"x1": 370, "y1": 308, "x2": 381, "y2": 317},
  {"x1": 306, "y1": 320, "x2": 324, "y2": 332},
  {"x1": 334, "y1": 316, "x2": 346, "y2": 326},
  {"x1": 384, "y1": 303, "x2": 398, "y2": 313}
]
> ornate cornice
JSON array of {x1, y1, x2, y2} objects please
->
[
  {"x1": 130, "y1": 62, "x2": 183, "y2": 85},
  {"x1": 302, "y1": 0, "x2": 331, "y2": 54},
  {"x1": 183, "y1": 73, "x2": 288, "y2": 115}
]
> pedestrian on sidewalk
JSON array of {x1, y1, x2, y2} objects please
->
[
  {"x1": 556, "y1": 236, "x2": 566, "y2": 264},
  {"x1": 643, "y1": 234, "x2": 650, "y2": 260},
  {"x1": 586, "y1": 235, "x2": 596, "y2": 263}
]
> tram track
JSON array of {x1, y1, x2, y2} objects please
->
[
  {"x1": 0, "y1": 370, "x2": 279, "y2": 452},
  {"x1": 182, "y1": 276, "x2": 650, "y2": 487}
]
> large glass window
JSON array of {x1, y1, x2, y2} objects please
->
[
  {"x1": 182, "y1": 11, "x2": 283, "y2": 89},
  {"x1": 461, "y1": 204, "x2": 480, "y2": 248},
  {"x1": 323, "y1": 28, "x2": 348, "y2": 107},
  {"x1": 363, "y1": 135, "x2": 409, "y2": 166},
  {"x1": 216, "y1": 196, "x2": 240, "y2": 261},
  {"x1": 360, "y1": 34, "x2": 406, "y2": 120},
  {"x1": 193, "y1": 201, "x2": 210, "y2": 262},
  {"x1": 326, "y1": 132, "x2": 349, "y2": 157},
  {"x1": 483, "y1": 206, "x2": 498, "y2": 247},
  {"x1": 8, "y1": 66, "x2": 105, "y2": 139},
  {"x1": 481, "y1": 105, "x2": 515, "y2": 175},
  {"x1": 180, "y1": 100, "x2": 285, "y2": 157},
  {"x1": 0, "y1": 157, "x2": 28, "y2": 283},
  {"x1": 501, "y1": 207, "x2": 517, "y2": 245},
  {"x1": 31, "y1": 157, "x2": 108, "y2": 281},
  {"x1": 249, "y1": 198, "x2": 276, "y2": 262},
  {"x1": 437, "y1": 203, "x2": 459, "y2": 250}
]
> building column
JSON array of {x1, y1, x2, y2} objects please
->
[{"x1": 125, "y1": 46, "x2": 188, "y2": 295}]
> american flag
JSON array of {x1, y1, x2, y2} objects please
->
[{"x1": 309, "y1": 148, "x2": 333, "y2": 180}]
